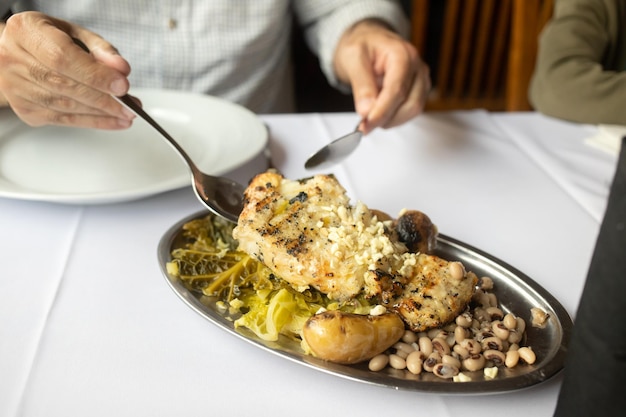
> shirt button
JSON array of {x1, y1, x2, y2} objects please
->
[{"x1": 167, "y1": 18, "x2": 177, "y2": 29}]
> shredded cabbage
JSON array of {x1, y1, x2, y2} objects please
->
[{"x1": 167, "y1": 214, "x2": 376, "y2": 342}]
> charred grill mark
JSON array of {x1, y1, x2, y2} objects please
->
[
  {"x1": 257, "y1": 225, "x2": 283, "y2": 237},
  {"x1": 369, "y1": 269, "x2": 405, "y2": 305},
  {"x1": 289, "y1": 192, "x2": 308, "y2": 204},
  {"x1": 284, "y1": 233, "x2": 309, "y2": 256}
]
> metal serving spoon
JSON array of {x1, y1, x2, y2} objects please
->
[
  {"x1": 304, "y1": 119, "x2": 364, "y2": 170},
  {"x1": 116, "y1": 95, "x2": 245, "y2": 223},
  {"x1": 73, "y1": 38, "x2": 245, "y2": 223}
]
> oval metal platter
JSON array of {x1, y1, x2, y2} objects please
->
[{"x1": 157, "y1": 210, "x2": 573, "y2": 395}]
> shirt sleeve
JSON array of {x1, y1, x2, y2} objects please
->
[
  {"x1": 293, "y1": 0, "x2": 409, "y2": 91},
  {"x1": 529, "y1": 0, "x2": 626, "y2": 126}
]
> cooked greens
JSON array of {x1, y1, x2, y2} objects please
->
[{"x1": 166, "y1": 215, "x2": 371, "y2": 342}]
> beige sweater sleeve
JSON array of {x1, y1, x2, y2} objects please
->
[{"x1": 529, "y1": 0, "x2": 626, "y2": 126}]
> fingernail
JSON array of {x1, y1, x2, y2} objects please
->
[
  {"x1": 116, "y1": 118, "x2": 133, "y2": 128},
  {"x1": 357, "y1": 97, "x2": 374, "y2": 117},
  {"x1": 120, "y1": 106, "x2": 135, "y2": 120},
  {"x1": 110, "y1": 79, "x2": 127, "y2": 96}
]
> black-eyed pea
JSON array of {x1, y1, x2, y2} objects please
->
[
  {"x1": 476, "y1": 330, "x2": 495, "y2": 343},
  {"x1": 474, "y1": 290, "x2": 491, "y2": 308},
  {"x1": 406, "y1": 350, "x2": 423, "y2": 375},
  {"x1": 508, "y1": 329, "x2": 523, "y2": 344},
  {"x1": 432, "y1": 337, "x2": 451, "y2": 356},
  {"x1": 453, "y1": 344, "x2": 470, "y2": 360},
  {"x1": 473, "y1": 307, "x2": 490, "y2": 322},
  {"x1": 516, "y1": 317, "x2": 527, "y2": 334},
  {"x1": 395, "y1": 349, "x2": 409, "y2": 359},
  {"x1": 486, "y1": 307, "x2": 504, "y2": 320},
  {"x1": 418, "y1": 336, "x2": 433, "y2": 356},
  {"x1": 492, "y1": 321, "x2": 510, "y2": 340},
  {"x1": 505, "y1": 350, "x2": 520, "y2": 368},
  {"x1": 427, "y1": 328, "x2": 446, "y2": 339},
  {"x1": 401, "y1": 330, "x2": 418, "y2": 344},
  {"x1": 462, "y1": 354, "x2": 486, "y2": 372},
  {"x1": 508, "y1": 343, "x2": 520, "y2": 351},
  {"x1": 455, "y1": 312, "x2": 473, "y2": 328},
  {"x1": 479, "y1": 276, "x2": 494, "y2": 290},
  {"x1": 500, "y1": 339, "x2": 510, "y2": 352},
  {"x1": 394, "y1": 341, "x2": 416, "y2": 356},
  {"x1": 454, "y1": 325, "x2": 470, "y2": 344},
  {"x1": 487, "y1": 292, "x2": 498, "y2": 308},
  {"x1": 449, "y1": 261, "x2": 466, "y2": 280},
  {"x1": 423, "y1": 352, "x2": 441, "y2": 372},
  {"x1": 483, "y1": 349, "x2": 506, "y2": 366},
  {"x1": 481, "y1": 336, "x2": 504, "y2": 352},
  {"x1": 443, "y1": 322, "x2": 457, "y2": 332},
  {"x1": 442, "y1": 354, "x2": 461, "y2": 369},
  {"x1": 503, "y1": 313, "x2": 518, "y2": 330},
  {"x1": 433, "y1": 363, "x2": 460, "y2": 379},
  {"x1": 460, "y1": 338, "x2": 481, "y2": 355},
  {"x1": 445, "y1": 332, "x2": 456, "y2": 348},
  {"x1": 368, "y1": 354, "x2": 389, "y2": 372},
  {"x1": 518, "y1": 347, "x2": 536, "y2": 364},
  {"x1": 389, "y1": 353, "x2": 407, "y2": 370}
]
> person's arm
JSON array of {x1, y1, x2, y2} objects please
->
[
  {"x1": 0, "y1": 11, "x2": 135, "y2": 128},
  {"x1": 294, "y1": 1, "x2": 430, "y2": 134},
  {"x1": 529, "y1": 0, "x2": 626, "y2": 125}
]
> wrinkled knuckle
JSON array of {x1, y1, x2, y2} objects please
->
[
  {"x1": 43, "y1": 45, "x2": 68, "y2": 72},
  {"x1": 52, "y1": 112, "x2": 84, "y2": 128},
  {"x1": 49, "y1": 95, "x2": 77, "y2": 112}
]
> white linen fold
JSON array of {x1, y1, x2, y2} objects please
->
[
  {"x1": 491, "y1": 113, "x2": 618, "y2": 223},
  {"x1": 584, "y1": 124, "x2": 626, "y2": 156}
]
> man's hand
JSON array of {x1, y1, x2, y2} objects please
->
[
  {"x1": 334, "y1": 19, "x2": 431, "y2": 134},
  {"x1": 0, "y1": 11, "x2": 135, "y2": 129}
]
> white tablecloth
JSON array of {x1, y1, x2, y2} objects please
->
[{"x1": 0, "y1": 110, "x2": 617, "y2": 417}]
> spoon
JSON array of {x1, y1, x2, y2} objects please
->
[
  {"x1": 304, "y1": 119, "x2": 364, "y2": 170},
  {"x1": 115, "y1": 95, "x2": 245, "y2": 223},
  {"x1": 73, "y1": 38, "x2": 245, "y2": 223}
]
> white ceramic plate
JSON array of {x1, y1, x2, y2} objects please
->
[{"x1": 0, "y1": 88, "x2": 267, "y2": 204}]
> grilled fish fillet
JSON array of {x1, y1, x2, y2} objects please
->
[{"x1": 233, "y1": 171, "x2": 477, "y2": 331}]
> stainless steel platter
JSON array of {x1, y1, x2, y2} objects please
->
[{"x1": 158, "y1": 210, "x2": 572, "y2": 394}]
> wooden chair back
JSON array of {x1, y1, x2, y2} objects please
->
[{"x1": 411, "y1": 0, "x2": 554, "y2": 112}]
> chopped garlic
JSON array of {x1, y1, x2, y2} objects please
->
[
  {"x1": 369, "y1": 305, "x2": 387, "y2": 316},
  {"x1": 228, "y1": 298, "x2": 245, "y2": 315},
  {"x1": 530, "y1": 307, "x2": 549, "y2": 328},
  {"x1": 484, "y1": 366, "x2": 498, "y2": 380},
  {"x1": 215, "y1": 301, "x2": 228, "y2": 313},
  {"x1": 453, "y1": 372, "x2": 471, "y2": 382}
]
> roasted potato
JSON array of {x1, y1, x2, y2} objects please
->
[{"x1": 302, "y1": 310, "x2": 405, "y2": 364}]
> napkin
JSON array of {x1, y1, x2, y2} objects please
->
[
  {"x1": 584, "y1": 124, "x2": 626, "y2": 155},
  {"x1": 554, "y1": 137, "x2": 626, "y2": 416}
]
